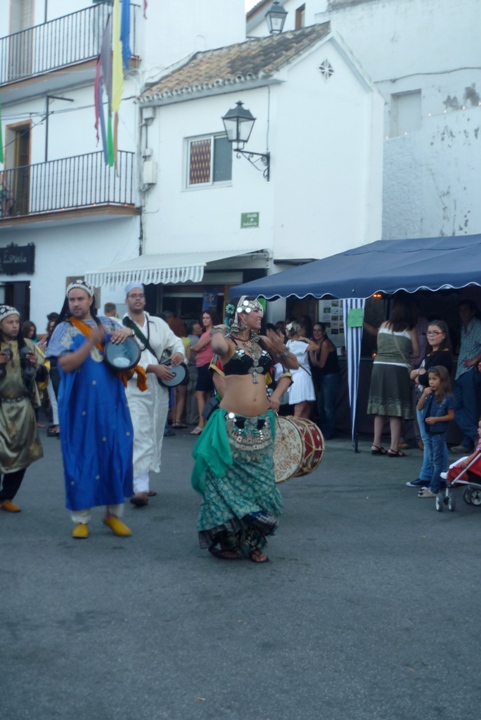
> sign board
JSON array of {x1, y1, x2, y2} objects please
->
[
  {"x1": 0, "y1": 244, "x2": 35, "y2": 275},
  {"x1": 241, "y1": 212, "x2": 259, "y2": 228}
]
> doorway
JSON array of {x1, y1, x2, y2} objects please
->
[
  {"x1": 6, "y1": 122, "x2": 31, "y2": 215},
  {"x1": 4, "y1": 281, "x2": 30, "y2": 322}
]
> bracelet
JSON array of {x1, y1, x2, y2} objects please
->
[
  {"x1": 276, "y1": 349, "x2": 290, "y2": 360},
  {"x1": 211, "y1": 326, "x2": 227, "y2": 337}
]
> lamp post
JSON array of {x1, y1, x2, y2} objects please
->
[
  {"x1": 265, "y1": 1, "x2": 288, "y2": 35},
  {"x1": 222, "y1": 101, "x2": 270, "y2": 181}
]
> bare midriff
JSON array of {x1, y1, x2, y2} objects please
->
[{"x1": 219, "y1": 374, "x2": 269, "y2": 417}]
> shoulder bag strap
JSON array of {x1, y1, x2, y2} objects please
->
[{"x1": 122, "y1": 316, "x2": 159, "y2": 362}]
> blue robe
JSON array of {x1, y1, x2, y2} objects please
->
[{"x1": 47, "y1": 318, "x2": 133, "y2": 511}]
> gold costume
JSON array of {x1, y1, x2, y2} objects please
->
[{"x1": 0, "y1": 339, "x2": 44, "y2": 473}]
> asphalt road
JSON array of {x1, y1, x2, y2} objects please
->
[{"x1": 1, "y1": 427, "x2": 481, "y2": 720}]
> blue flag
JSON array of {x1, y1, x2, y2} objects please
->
[{"x1": 120, "y1": 0, "x2": 132, "y2": 70}]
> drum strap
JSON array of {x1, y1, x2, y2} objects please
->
[
  {"x1": 122, "y1": 316, "x2": 159, "y2": 362},
  {"x1": 70, "y1": 317, "x2": 147, "y2": 392}
]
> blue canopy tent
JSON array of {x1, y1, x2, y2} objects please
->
[{"x1": 230, "y1": 234, "x2": 481, "y2": 450}]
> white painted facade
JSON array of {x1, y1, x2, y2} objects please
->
[
  {"x1": 139, "y1": 30, "x2": 383, "y2": 277},
  {"x1": 248, "y1": 0, "x2": 481, "y2": 239},
  {"x1": 0, "y1": 0, "x2": 246, "y2": 327}
]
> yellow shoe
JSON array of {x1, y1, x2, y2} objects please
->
[
  {"x1": 102, "y1": 514, "x2": 132, "y2": 537},
  {"x1": 72, "y1": 523, "x2": 89, "y2": 539},
  {"x1": 0, "y1": 500, "x2": 21, "y2": 513}
]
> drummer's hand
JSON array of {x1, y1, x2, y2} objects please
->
[
  {"x1": 89, "y1": 324, "x2": 106, "y2": 346},
  {"x1": 153, "y1": 365, "x2": 175, "y2": 381},
  {"x1": 110, "y1": 328, "x2": 132, "y2": 344},
  {"x1": 0, "y1": 351, "x2": 10, "y2": 365},
  {"x1": 170, "y1": 352, "x2": 184, "y2": 367},
  {"x1": 268, "y1": 396, "x2": 280, "y2": 413},
  {"x1": 25, "y1": 351, "x2": 38, "y2": 368}
]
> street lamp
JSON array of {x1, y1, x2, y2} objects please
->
[
  {"x1": 222, "y1": 101, "x2": 270, "y2": 181},
  {"x1": 265, "y1": 1, "x2": 288, "y2": 35}
]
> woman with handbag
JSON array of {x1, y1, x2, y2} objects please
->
[{"x1": 366, "y1": 300, "x2": 419, "y2": 456}]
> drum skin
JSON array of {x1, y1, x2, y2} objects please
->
[
  {"x1": 274, "y1": 416, "x2": 324, "y2": 483},
  {"x1": 104, "y1": 337, "x2": 141, "y2": 372}
]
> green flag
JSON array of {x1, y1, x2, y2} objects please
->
[
  {"x1": 0, "y1": 104, "x2": 4, "y2": 164},
  {"x1": 107, "y1": 113, "x2": 114, "y2": 167}
]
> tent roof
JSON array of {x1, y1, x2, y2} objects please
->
[{"x1": 230, "y1": 234, "x2": 481, "y2": 300}]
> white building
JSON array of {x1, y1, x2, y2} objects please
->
[
  {"x1": 87, "y1": 22, "x2": 383, "y2": 320},
  {"x1": 248, "y1": 0, "x2": 481, "y2": 240},
  {"x1": 0, "y1": 0, "x2": 246, "y2": 326}
]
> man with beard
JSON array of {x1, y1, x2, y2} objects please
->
[
  {"x1": 47, "y1": 280, "x2": 135, "y2": 539},
  {"x1": 0, "y1": 306, "x2": 44, "y2": 512},
  {"x1": 122, "y1": 282, "x2": 184, "y2": 506}
]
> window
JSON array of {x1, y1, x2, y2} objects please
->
[
  {"x1": 295, "y1": 4, "x2": 306, "y2": 29},
  {"x1": 390, "y1": 90, "x2": 422, "y2": 137},
  {"x1": 187, "y1": 135, "x2": 232, "y2": 187}
]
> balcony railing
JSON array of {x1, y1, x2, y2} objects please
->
[
  {"x1": 0, "y1": 3, "x2": 138, "y2": 86},
  {"x1": 0, "y1": 151, "x2": 135, "y2": 219}
]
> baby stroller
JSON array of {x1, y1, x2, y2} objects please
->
[{"x1": 436, "y1": 452, "x2": 481, "y2": 512}]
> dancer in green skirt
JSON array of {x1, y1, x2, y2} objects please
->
[{"x1": 192, "y1": 297, "x2": 298, "y2": 563}]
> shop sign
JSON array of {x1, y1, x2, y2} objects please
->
[{"x1": 0, "y1": 244, "x2": 35, "y2": 275}]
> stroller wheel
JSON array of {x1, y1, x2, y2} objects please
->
[
  {"x1": 448, "y1": 495, "x2": 456, "y2": 512},
  {"x1": 435, "y1": 494, "x2": 443, "y2": 512},
  {"x1": 464, "y1": 488, "x2": 473, "y2": 505},
  {"x1": 470, "y1": 489, "x2": 481, "y2": 506}
]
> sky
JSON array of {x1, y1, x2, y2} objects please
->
[{"x1": 245, "y1": 0, "x2": 259, "y2": 10}]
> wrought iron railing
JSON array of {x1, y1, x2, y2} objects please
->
[
  {"x1": 0, "y1": 3, "x2": 138, "y2": 85},
  {"x1": 0, "y1": 151, "x2": 135, "y2": 218}
]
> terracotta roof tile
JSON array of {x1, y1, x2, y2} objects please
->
[{"x1": 142, "y1": 24, "x2": 330, "y2": 101}]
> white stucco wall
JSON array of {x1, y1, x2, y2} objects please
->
[
  {"x1": 249, "y1": 0, "x2": 481, "y2": 239},
  {"x1": 0, "y1": 216, "x2": 139, "y2": 327},
  {"x1": 142, "y1": 35, "x2": 383, "y2": 262}
]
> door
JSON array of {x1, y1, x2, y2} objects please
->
[
  {"x1": 6, "y1": 123, "x2": 31, "y2": 215},
  {"x1": 5, "y1": 281, "x2": 30, "y2": 323}
]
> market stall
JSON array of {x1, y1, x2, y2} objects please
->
[{"x1": 230, "y1": 234, "x2": 481, "y2": 450}]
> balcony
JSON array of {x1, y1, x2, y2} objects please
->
[
  {"x1": 0, "y1": 4, "x2": 139, "y2": 100},
  {"x1": 0, "y1": 150, "x2": 138, "y2": 227}
]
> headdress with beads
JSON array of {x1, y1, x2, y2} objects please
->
[
  {"x1": 0, "y1": 305, "x2": 20, "y2": 322},
  {"x1": 66, "y1": 279, "x2": 94, "y2": 297},
  {"x1": 227, "y1": 296, "x2": 263, "y2": 333}
]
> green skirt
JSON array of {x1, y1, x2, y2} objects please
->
[{"x1": 192, "y1": 409, "x2": 283, "y2": 553}]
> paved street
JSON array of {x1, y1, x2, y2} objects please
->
[{"x1": 1, "y1": 427, "x2": 481, "y2": 720}]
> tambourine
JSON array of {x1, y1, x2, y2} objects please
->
[
  {"x1": 104, "y1": 337, "x2": 141, "y2": 372},
  {"x1": 158, "y1": 359, "x2": 189, "y2": 388}
]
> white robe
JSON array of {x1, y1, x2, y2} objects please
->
[{"x1": 124, "y1": 313, "x2": 184, "y2": 492}]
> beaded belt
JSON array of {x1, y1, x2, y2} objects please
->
[{"x1": 225, "y1": 412, "x2": 272, "y2": 454}]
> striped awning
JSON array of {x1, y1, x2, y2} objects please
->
[{"x1": 85, "y1": 249, "x2": 269, "y2": 287}]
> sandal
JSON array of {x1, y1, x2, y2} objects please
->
[
  {"x1": 418, "y1": 489, "x2": 436, "y2": 498},
  {"x1": 387, "y1": 449, "x2": 406, "y2": 457},
  {"x1": 249, "y1": 548, "x2": 270, "y2": 563},
  {"x1": 190, "y1": 427, "x2": 203, "y2": 435},
  {"x1": 47, "y1": 425, "x2": 60, "y2": 437},
  {"x1": 371, "y1": 445, "x2": 387, "y2": 455},
  {"x1": 172, "y1": 423, "x2": 187, "y2": 429},
  {"x1": 208, "y1": 547, "x2": 242, "y2": 561}
]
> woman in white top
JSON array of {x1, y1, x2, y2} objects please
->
[{"x1": 285, "y1": 321, "x2": 318, "y2": 418}]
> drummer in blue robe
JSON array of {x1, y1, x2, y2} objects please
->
[{"x1": 47, "y1": 280, "x2": 137, "y2": 539}]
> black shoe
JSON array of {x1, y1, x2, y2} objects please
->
[{"x1": 406, "y1": 477, "x2": 426, "y2": 487}]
